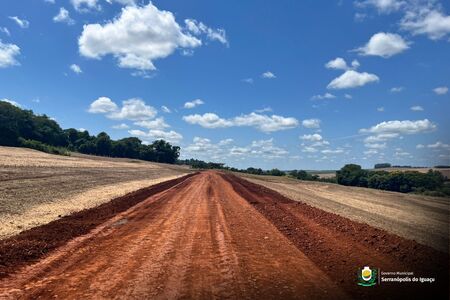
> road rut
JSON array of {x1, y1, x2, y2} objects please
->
[{"x1": 0, "y1": 171, "x2": 346, "y2": 299}]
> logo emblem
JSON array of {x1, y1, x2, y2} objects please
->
[{"x1": 357, "y1": 266, "x2": 378, "y2": 287}]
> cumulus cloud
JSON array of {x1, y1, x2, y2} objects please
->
[
  {"x1": 9, "y1": 16, "x2": 29, "y2": 29},
  {"x1": 433, "y1": 86, "x2": 448, "y2": 95},
  {"x1": 400, "y1": 8, "x2": 450, "y2": 40},
  {"x1": 0, "y1": 41, "x2": 20, "y2": 68},
  {"x1": 242, "y1": 78, "x2": 254, "y2": 84},
  {"x1": 364, "y1": 133, "x2": 399, "y2": 143},
  {"x1": 325, "y1": 57, "x2": 360, "y2": 71},
  {"x1": 79, "y1": 3, "x2": 226, "y2": 72},
  {"x1": 71, "y1": 0, "x2": 101, "y2": 12},
  {"x1": 325, "y1": 57, "x2": 348, "y2": 70},
  {"x1": 261, "y1": 71, "x2": 276, "y2": 79},
  {"x1": 311, "y1": 93, "x2": 336, "y2": 100},
  {"x1": 427, "y1": 141, "x2": 450, "y2": 149},
  {"x1": 302, "y1": 118, "x2": 321, "y2": 129},
  {"x1": 327, "y1": 70, "x2": 379, "y2": 89},
  {"x1": 88, "y1": 97, "x2": 118, "y2": 113},
  {"x1": 134, "y1": 117, "x2": 169, "y2": 129},
  {"x1": 105, "y1": 0, "x2": 137, "y2": 5},
  {"x1": 183, "y1": 112, "x2": 298, "y2": 133},
  {"x1": 88, "y1": 97, "x2": 157, "y2": 121},
  {"x1": 300, "y1": 134, "x2": 323, "y2": 142},
  {"x1": 355, "y1": 32, "x2": 409, "y2": 58},
  {"x1": 356, "y1": 0, "x2": 405, "y2": 13},
  {"x1": 360, "y1": 119, "x2": 437, "y2": 135},
  {"x1": 321, "y1": 149, "x2": 344, "y2": 154},
  {"x1": 184, "y1": 99, "x2": 204, "y2": 109},
  {"x1": 53, "y1": 7, "x2": 75, "y2": 25},
  {"x1": 129, "y1": 129, "x2": 183, "y2": 144},
  {"x1": 70, "y1": 64, "x2": 82, "y2": 74}
]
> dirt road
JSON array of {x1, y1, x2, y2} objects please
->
[
  {"x1": 0, "y1": 171, "x2": 447, "y2": 299},
  {"x1": 0, "y1": 172, "x2": 347, "y2": 299}
]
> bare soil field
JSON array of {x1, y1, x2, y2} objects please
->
[
  {"x1": 240, "y1": 173, "x2": 450, "y2": 253},
  {"x1": 0, "y1": 172, "x2": 447, "y2": 299},
  {"x1": 0, "y1": 146, "x2": 190, "y2": 239}
]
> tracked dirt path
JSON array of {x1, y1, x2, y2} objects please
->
[{"x1": 0, "y1": 171, "x2": 347, "y2": 299}]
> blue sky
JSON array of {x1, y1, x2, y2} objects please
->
[{"x1": 0, "y1": 0, "x2": 449, "y2": 169}]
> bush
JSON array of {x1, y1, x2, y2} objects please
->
[
  {"x1": 18, "y1": 138, "x2": 70, "y2": 156},
  {"x1": 374, "y1": 163, "x2": 391, "y2": 169}
]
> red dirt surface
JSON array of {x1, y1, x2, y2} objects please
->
[
  {"x1": 0, "y1": 171, "x2": 347, "y2": 299},
  {"x1": 0, "y1": 171, "x2": 448, "y2": 299},
  {"x1": 222, "y1": 172, "x2": 449, "y2": 299},
  {"x1": 0, "y1": 173, "x2": 197, "y2": 279}
]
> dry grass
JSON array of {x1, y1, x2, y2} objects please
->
[
  {"x1": 238, "y1": 173, "x2": 450, "y2": 252},
  {"x1": 0, "y1": 146, "x2": 191, "y2": 239}
]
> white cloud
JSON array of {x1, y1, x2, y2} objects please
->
[
  {"x1": 45, "y1": 0, "x2": 56, "y2": 3},
  {"x1": 129, "y1": 129, "x2": 183, "y2": 144},
  {"x1": 112, "y1": 123, "x2": 129, "y2": 129},
  {"x1": 356, "y1": 0, "x2": 405, "y2": 13},
  {"x1": 400, "y1": 8, "x2": 450, "y2": 40},
  {"x1": 161, "y1": 105, "x2": 171, "y2": 113},
  {"x1": 416, "y1": 144, "x2": 425, "y2": 149},
  {"x1": 183, "y1": 113, "x2": 233, "y2": 129},
  {"x1": 302, "y1": 118, "x2": 321, "y2": 129},
  {"x1": 53, "y1": 7, "x2": 75, "y2": 25},
  {"x1": 360, "y1": 119, "x2": 437, "y2": 135},
  {"x1": 355, "y1": 32, "x2": 409, "y2": 58},
  {"x1": 344, "y1": 94, "x2": 353, "y2": 99},
  {"x1": 71, "y1": 0, "x2": 101, "y2": 12},
  {"x1": 254, "y1": 107, "x2": 273, "y2": 113},
  {"x1": 0, "y1": 41, "x2": 20, "y2": 68},
  {"x1": 70, "y1": 64, "x2": 82, "y2": 74},
  {"x1": 364, "y1": 133, "x2": 399, "y2": 143},
  {"x1": 183, "y1": 112, "x2": 298, "y2": 133},
  {"x1": 134, "y1": 117, "x2": 169, "y2": 129},
  {"x1": 327, "y1": 70, "x2": 379, "y2": 89},
  {"x1": 88, "y1": 97, "x2": 157, "y2": 121},
  {"x1": 325, "y1": 57, "x2": 360, "y2": 71},
  {"x1": 364, "y1": 142, "x2": 387, "y2": 149},
  {"x1": 88, "y1": 97, "x2": 118, "y2": 113},
  {"x1": 242, "y1": 78, "x2": 254, "y2": 84},
  {"x1": 78, "y1": 3, "x2": 204, "y2": 71},
  {"x1": 1, "y1": 98, "x2": 21, "y2": 107},
  {"x1": 311, "y1": 93, "x2": 336, "y2": 100},
  {"x1": 108, "y1": 98, "x2": 157, "y2": 120},
  {"x1": 302, "y1": 146, "x2": 318, "y2": 153},
  {"x1": 390, "y1": 86, "x2": 404, "y2": 92},
  {"x1": 9, "y1": 16, "x2": 29, "y2": 29},
  {"x1": 410, "y1": 105, "x2": 424, "y2": 111},
  {"x1": 325, "y1": 57, "x2": 349, "y2": 70},
  {"x1": 433, "y1": 86, "x2": 448, "y2": 95},
  {"x1": 105, "y1": 0, "x2": 137, "y2": 5},
  {"x1": 261, "y1": 71, "x2": 276, "y2": 79},
  {"x1": 377, "y1": 106, "x2": 385, "y2": 112},
  {"x1": 300, "y1": 133, "x2": 323, "y2": 142},
  {"x1": 0, "y1": 27, "x2": 10, "y2": 36},
  {"x1": 321, "y1": 149, "x2": 344, "y2": 154},
  {"x1": 184, "y1": 99, "x2": 204, "y2": 109},
  {"x1": 184, "y1": 19, "x2": 228, "y2": 45},
  {"x1": 427, "y1": 141, "x2": 450, "y2": 149}
]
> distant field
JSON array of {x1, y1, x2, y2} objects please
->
[
  {"x1": 308, "y1": 167, "x2": 450, "y2": 179},
  {"x1": 238, "y1": 173, "x2": 450, "y2": 252},
  {"x1": 0, "y1": 146, "x2": 191, "y2": 239}
]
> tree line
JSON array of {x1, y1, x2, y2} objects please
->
[
  {"x1": 336, "y1": 164, "x2": 449, "y2": 197},
  {"x1": 0, "y1": 101, "x2": 180, "y2": 164}
]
